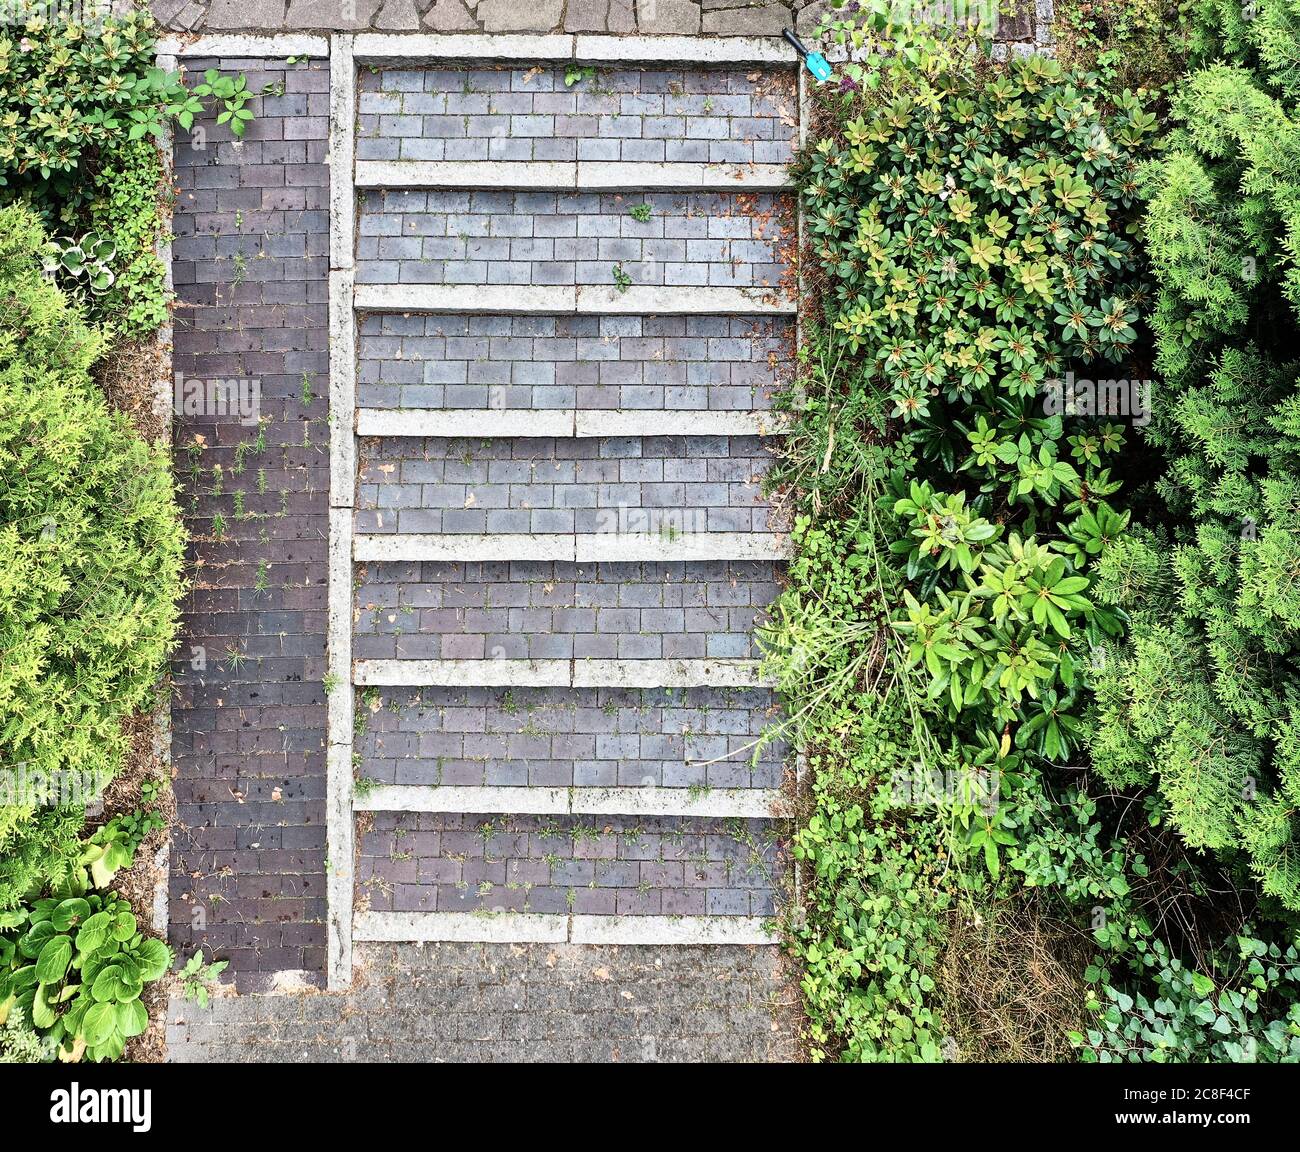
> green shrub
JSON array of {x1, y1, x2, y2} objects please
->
[
  {"x1": 1089, "y1": 0, "x2": 1300, "y2": 910},
  {"x1": 798, "y1": 12, "x2": 1152, "y2": 867},
  {"x1": 0, "y1": 8, "x2": 263, "y2": 338},
  {"x1": 86, "y1": 138, "x2": 170, "y2": 340},
  {"x1": 0, "y1": 9, "x2": 192, "y2": 224},
  {"x1": 0, "y1": 828, "x2": 171, "y2": 1063},
  {"x1": 0, "y1": 1009, "x2": 51, "y2": 1063},
  {"x1": 0, "y1": 203, "x2": 184, "y2": 908}
]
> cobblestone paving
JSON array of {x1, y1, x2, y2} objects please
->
[
  {"x1": 166, "y1": 942, "x2": 796, "y2": 1062},
  {"x1": 355, "y1": 813, "x2": 782, "y2": 915},
  {"x1": 354, "y1": 560, "x2": 781, "y2": 659},
  {"x1": 357, "y1": 314, "x2": 790, "y2": 411},
  {"x1": 356, "y1": 685, "x2": 786, "y2": 788},
  {"x1": 170, "y1": 56, "x2": 332, "y2": 990}
]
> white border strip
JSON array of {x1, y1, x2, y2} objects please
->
[
  {"x1": 354, "y1": 658, "x2": 772, "y2": 689},
  {"x1": 355, "y1": 911, "x2": 569, "y2": 943},
  {"x1": 574, "y1": 35, "x2": 792, "y2": 65},
  {"x1": 353, "y1": 283, "x2": 795, "y2": 316},
  {"x1": 353, "y1": 532, "x2": 791, "y2": 563},
  {"x1": 572, "y1": 659, "x2": 771, "y2": 689},
  {"x1": 575, "y1": 284, "x2": 795, "y2": 316},
  {"x1": 325, "y1": 33, "x2": 359, "y2": 991},
  {"x1": 570, "y1": 915, "x2": 777, "y2": 945},
  {"x1": 357, "y1": 408, "x2": 787, "y2": 438},
  {"x1": 329, "y1": 272, "x2": 357, "y2": 505},
  {"x1": 354, "y1": 283, "x2": 573, "y2": 314},
  {"x1": 356, "y1": 408, "x2": 576, "y2": 439},
  {"x1": 577, "y1": 161, "x2": 790, "y2": 190},
  {"x1": 329, "y1": 36, "x2": 356, "y2": 271},
  {"x1": 576, "y1": 409, "x2": 787, "y2": 437},
  {"x1": 354, "y1": 911, "x2": 777, "y2": 945},
  {"x1": 571, "y1": 787, "x2": 779, "y2": 819},
  {"x1": 353, "y1": 785, "x2": 781, "y2": 819},
  {"x1": 353, "y1": 33, "x2": 574, "y2": 62},
  {"x1": 356, "y1": 159, "x2": 789, "y2": 192},
  {"x1": 577, "y1": 533, "x2": 790, "y2": 562},
  {"x1": 157, "y1": 34, "x2": 330, "y2": 57},
  {"x1": 356, "y1": 160, "x2": 577, "y2": 189},
  {"x1": 354, "y1": 533, "x2": 575, "y2": 563}
]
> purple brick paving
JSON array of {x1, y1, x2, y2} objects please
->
[
  {"x1": 356, "y1": 65, "x2": 798, "y2": 166},
  {"x1": 355, "y1": 813, "x2": 784, "y2": 916},
  {"x1": 356, "y1": 685, "x2": 787, "y2": 789},
  {"x1": 353, "y1": 559, "x2": 781, "y2": 660},
  {"x1": 356, "y1": 313, "x2": 792, "y2": 413},
  {"x1": 355, "y1": 435, "x2": 786, "y2": 536},
  {"x1": 169, "y1": 57, "x2": 332, "y2": 990}
]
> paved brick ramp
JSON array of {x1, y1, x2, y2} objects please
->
[
  {"x1": 169, "y1": 55, "x2": 331, "y2": 988},
  {"x1": 167, "y1": 943, "x2": 795, "y2": 1061}
]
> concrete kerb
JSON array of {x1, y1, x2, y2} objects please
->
[
  {"x1": 329, "y1": 35, "x2": 356, "y2": 272},
  {"x1": 349, "y1": 34, "x2": 794, "y2": 67},
  {"x1": 355, "y1": 408, "x2": 789, "y2": 439},
  {"x1": 327, "y1": 33, "x2": 357, "y2": 991},
  {"x1": 353, "y1": 785, "x2": 782, "y2": 819},
  {"x1": 353, "y1": 911, "x2": 778, "y2": 945},
  {"x1": 352, "y1": 284, "x2": 796, "y2": 316},
  {"x1": 352, "y1": 532, "x2": 792, "y2": 563},
  {"x1": 156, "y1": 35, "x2": 331, "y2": 58},
  {"x1": 353, "y1": 657, "x2": 773, "y2": 689},
  {"x1": 354, "y1": 159, "x2": 791, "y2": 192}
]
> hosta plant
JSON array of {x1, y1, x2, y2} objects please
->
[{"x1": 0, "y1": 888, "x2": 170, "y2": 1063}]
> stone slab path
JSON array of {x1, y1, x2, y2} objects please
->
[
  {"x1": 155, "y1": 0, "x2": 859, "y2": 38},
  {"x1": 167, "y1": 942, "x2": 795, "y2": 1060}
]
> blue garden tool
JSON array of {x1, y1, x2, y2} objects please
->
[{"x1": 782, "y1": 29, "x2": 833, "y2": 83}]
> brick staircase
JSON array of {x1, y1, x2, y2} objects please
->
[{"x1": 326, "y1": 33, "x2": 800, "y2": 986}]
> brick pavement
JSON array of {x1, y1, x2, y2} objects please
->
[{"x1": 169, "y1": 56, "x2": 332, "y2": 989}]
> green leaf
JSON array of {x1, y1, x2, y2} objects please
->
[
  {"x1": 76, "y1": 912, "x2": 112, "y2": 956},
  {"x1": 116, "y1": 998, "x2": 149, "y2": 1039},
  {"x1": 35, "y1": 935, "x2": 73, "y2": 985},
  {"x1": 82, "y1": 1001, "x2": 120, "y2": 1048},
  {"x1": 91, "y1": 965, "x2": 131, "y2": 1004},
  {"x1": 133, "y1": 938, "x2": 172, "y2": 982},
  {"x1": 51, "y1": 898, "x2": 90, "y2": 932}
]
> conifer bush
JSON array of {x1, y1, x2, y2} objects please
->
[
  {"x1": 0, "y1": 203, "x2": 183, "y2": 908},
  {"x1": 1089, "y1": 0, "x2": 1300, "y2": 910}
]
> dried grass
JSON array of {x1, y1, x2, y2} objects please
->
[{"x1": 939, "y1": 899, "x2": 1092, "y2": 1063}]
